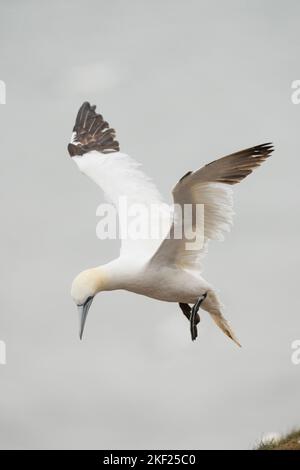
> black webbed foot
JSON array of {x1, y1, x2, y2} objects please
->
[
  {"x1": 190, "y1": 293, "x2": 207, "y2": 341},
  {"x1": 179, "y1": 303, "x2": 200, "y2": 325}
]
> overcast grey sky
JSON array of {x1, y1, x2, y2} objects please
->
[{"x1": 0, "y1": 0, "x2": 300, "y2": 450}]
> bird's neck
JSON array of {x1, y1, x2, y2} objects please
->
[{"x1": 94, "y1": 259, "x2": 130, "y2": 292}]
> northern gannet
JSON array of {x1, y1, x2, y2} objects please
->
[{"x1": 68, "y1": 102, "x2": 273, "y2": 345}]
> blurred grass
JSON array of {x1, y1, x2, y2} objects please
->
[{"x1": 255, "y1": 430, "x2": 300, "y2": 450}]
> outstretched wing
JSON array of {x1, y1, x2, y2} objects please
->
[
  {"x1": 149, "y1": 143, "x2": 274, "y2": 272},
  {"x1": 68, "y1": 102, "x2": 170, "y2": 258}
]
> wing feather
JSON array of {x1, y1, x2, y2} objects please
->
[
  {"x1": 149, "y1": 143, "x2": 274, "y2": 271},
  {"x1": 68, "y1": 102, "x2": 119, "y2": 156},
  {"x1": 68, "y1": 102, "x2": 170, "y2": 258}
]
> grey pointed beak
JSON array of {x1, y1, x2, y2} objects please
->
[{"x1": 78, "y1": 296, "x2": 94, "y2": 340}]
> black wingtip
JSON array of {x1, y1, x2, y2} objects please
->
[
  {"x1": 69, "y1": 102, "x2": 120, "y2": 155},
  {"x1": 253, "y1": 142, "x2": 274, "y2": 154},
  {"x1": 68, "y1": 143, "x2": 83, "y2": 157}
]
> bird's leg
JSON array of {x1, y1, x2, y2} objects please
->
[
  {"x1": 179, "y1": 303, "x2": 200, "y2": 325},
  {"x1": 190, "y1": 293, "x2": 207, "y2": 341}
]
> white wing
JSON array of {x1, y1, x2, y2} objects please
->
[
  {"x1": 68, "y1": 102, "x2": 170, "y2": 258},
  {"x1": 149, "y1": 143, "x2": 273, "y2": 272}
]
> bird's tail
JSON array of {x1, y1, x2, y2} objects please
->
[
  {"x1": 209, "y1": 311, "x2": 241, "y2": 347},
  {"x1": 201, "y1": 290, "x2": 241, "y2": 347}
]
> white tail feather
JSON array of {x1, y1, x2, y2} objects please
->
[
  {"x1": 209, "y1": 311, "x2": 241, "y2": 347},
  {"x1": 201, "y1": 290, "x2": 241, "y2": 347}
]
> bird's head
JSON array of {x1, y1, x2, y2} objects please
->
[{"x1": 71, "y1": 268, "x2": 106, "y2": 340}]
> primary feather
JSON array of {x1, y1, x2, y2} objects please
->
[{"x1": 68, "y1": 101, "x2": 119, "y2": 156}]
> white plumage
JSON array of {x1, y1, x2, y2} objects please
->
[
  {"x1": 68, "y1": 102, "x2": 273, "y2": 345},
  {"x1": 73, "y1": 151, "x2": 171, "y2": 258}
]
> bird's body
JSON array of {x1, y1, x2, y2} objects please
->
[
  {"x1": 68, "y1": 102, "x2": 273, "y2": 345},
  {"x1": 95, "y1": 258, "x2": 210, "y2": 304}
]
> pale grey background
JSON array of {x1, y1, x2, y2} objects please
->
[{"x1": 0, "y1": 0, "x2": 299, "y2": 450}]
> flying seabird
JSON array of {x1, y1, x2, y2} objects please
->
[{"x1": 68, "y1": 102, "x2": 273, "y2": 345}]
